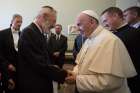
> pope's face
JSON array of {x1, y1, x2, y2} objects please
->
[{"x1": 76, "y1": 13, "x2": 92, "y2": 37}]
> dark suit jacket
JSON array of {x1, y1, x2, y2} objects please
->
[
  {"x1": 0, "y1": 28, "x2": 18, "y2": 81},
  {"x1": 114, "y1": 25, "x2": 140, "y2": 93},
  {"x1": 73, "y1": 34, "x2": 86, "y2": 59},
  {"x1": 17, "y1": 23, "x2": 67, "y2": 93},
  {"x1": 49, "y1": 34, "x2": 67, "y2": 68},
  {"x1": 137, "y1": 25, "x2": 140, "y2": 30}
]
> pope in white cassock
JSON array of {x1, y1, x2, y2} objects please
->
[{"x1": 66, "y1": 10, "x2": 137, "y2": 93}]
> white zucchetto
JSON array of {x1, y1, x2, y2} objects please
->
[{"x1": 81, "y1": 10, "x2": 99, "y2": 20}]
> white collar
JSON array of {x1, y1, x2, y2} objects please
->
[
  {"x1": 56, "y1": 34, "x2": 61, "y2": 37},
  {"x1": 132, "y1": 21, "x2": 140, "y2": 28},
  {"x1": 11, "y1": 27, "x2": 19, "y2": 33},
  {"x1": 88, "y1": 25, "x2": 103, "y2": 40}
]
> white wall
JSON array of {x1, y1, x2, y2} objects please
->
[
  {"x1": 0, "y1": 0, "x2": 48, "y2": 30},
  {"x1": 0, "y1": 0, "x2": 116, "y2": 35},
  {"x1": 116, "y1": 0, "x2": 139, "y2": 10}
]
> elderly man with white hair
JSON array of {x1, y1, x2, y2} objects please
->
[
  {"x1": 66, "y1": 10, "x2": 137, "y2": 93},
  {"x1": 17, "y1": 6, "x2": 69, "y2": 93}
]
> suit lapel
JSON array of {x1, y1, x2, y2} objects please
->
[
  {"x1": 30, "y1": 23, "x2": 48, "y2": 50},
  {"x1": 7, "y1": 28, "x2": 15, "y2": 49}
]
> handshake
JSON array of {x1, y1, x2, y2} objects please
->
[{"x1": 65, "y1": 70, "x2": 76, "y2": 84}]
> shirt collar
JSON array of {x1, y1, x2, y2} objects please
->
[
  {"x1": 131, "y1": 21, "x2": 140, "y2": 28},
  {"x1": 11, "y1": 27, "x2": 19, "y2": 33},
  {"x1": 56, "y1": 33, "x2": 61, "y2": 37}
]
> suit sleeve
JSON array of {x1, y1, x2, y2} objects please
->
[
  {"x1": 0, "y1": 36, "x2": 10, "y2": 80},
  {"x1": 18, "y1": 30, "x2": 67, "y2": 83},
  {"x1": 0, "y1": 55, "x2": 10, "y2": 81}
]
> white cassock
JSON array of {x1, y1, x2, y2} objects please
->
[{"x1": 73, "y1": 25, "x2": 137, "y2": 93}]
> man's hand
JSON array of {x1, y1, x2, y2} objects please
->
[
  {"x1": 8, "y1": 79, "x2": 15, "y2": 90},
  {"x1": 8, "y1": 64, "x2": 16, "y2": 72}
]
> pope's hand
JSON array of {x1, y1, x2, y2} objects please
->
[{"x1": 65, "y1": 70, "x2": 76, "y2": 84}]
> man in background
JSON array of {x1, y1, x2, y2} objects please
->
[
  {"x1": 0, "y1": 14, "x2": 22, "y2": 93},
  {"x1": 123, "y1": 6, "x2": 140, "y2": 29},
  {"x1": 73, "y1": 31, "x2": 86, "y2": 61},
  {"x1": 50, "y1": 24, "x2": 67, "y2": 69}
]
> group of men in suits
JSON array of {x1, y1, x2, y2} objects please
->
[{"x1": 0, "y1": 14, "x2": 22, "y2": 93}]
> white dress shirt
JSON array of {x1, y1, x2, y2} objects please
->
[{"x1": 11, "y1": 28, "x2": 19, "y2": 51}]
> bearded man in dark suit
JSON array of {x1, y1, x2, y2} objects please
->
[{"x1": 17, "y1": 6, "x2": 70, "y2": 93}]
